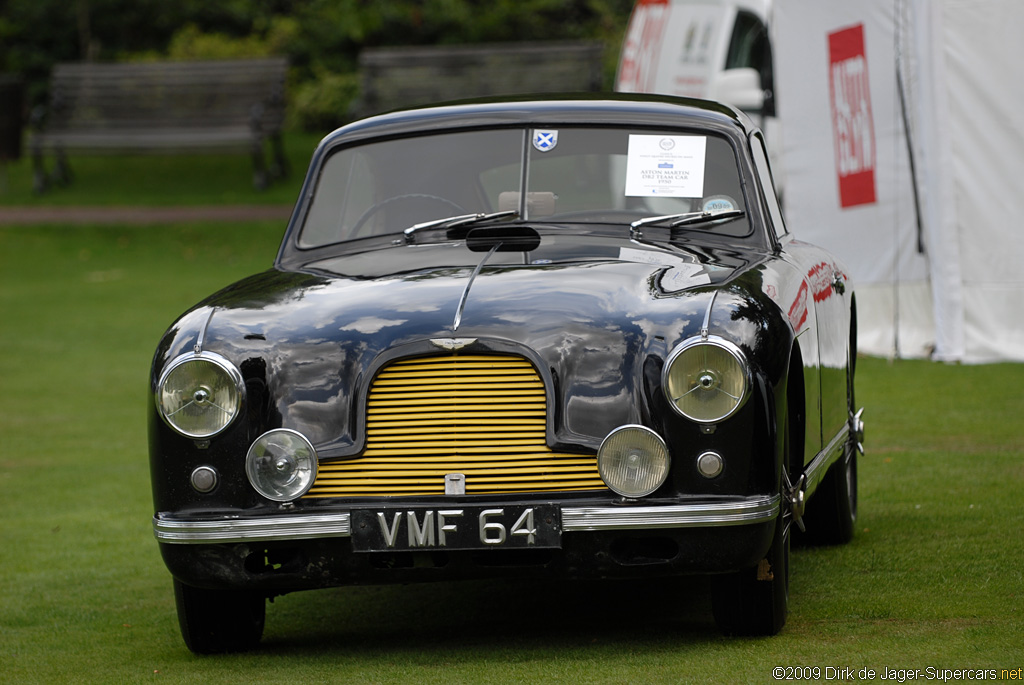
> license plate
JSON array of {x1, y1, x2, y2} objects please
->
[{"x1": 350, "y1": 504, "x2": 561, "y2": 552}]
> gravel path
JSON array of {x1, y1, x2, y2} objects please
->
[{"x1": 0, "y1": 205, "x2": 293, "y2": 225}]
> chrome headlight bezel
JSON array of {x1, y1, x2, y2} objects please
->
[
  {"x1": 155, "y1": 351, "x2": 245, "y2": 439},
  {"x1": 662, "y1": 336, "x2": 751, "y2": 424}
]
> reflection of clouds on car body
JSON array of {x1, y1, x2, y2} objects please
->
[{"x1": 339, "y1": 317, "x2": 408, "y2": 335}]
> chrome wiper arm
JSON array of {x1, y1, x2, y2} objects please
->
[
  {"x1": 404, "y1": 210, "x2": 519, "y2": 243},
  {"x1": 629, "y1": 209, "x2": 745, "y2": 237},
  {"x1": 630, "y1": 212, "x2": 702, "y2": 231},
  {"x1": 669, "y1": 209, "x2": 744, "y2": 227}
]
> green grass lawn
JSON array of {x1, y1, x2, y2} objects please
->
[
  {"x1": 0, "y1": 132, "x2": 322, "y2": 207},
  {"x1": 0, "y1": 223, "x2": 1021, "y2": 683}
]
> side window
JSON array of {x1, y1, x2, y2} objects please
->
[
  {"x1": 725, "y1": 11, "x2": 775, "y2": 116},
  {"x1": 749, "y1": 131, "x2": 787, "y2": 240}
]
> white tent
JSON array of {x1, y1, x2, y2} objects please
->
[{"x1": 773, "y1": 0, "x2": 1024, "y2": 363}]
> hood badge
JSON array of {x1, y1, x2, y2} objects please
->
[{"x1": 431, "y1": 338, "x2": 477, "y2": 352}]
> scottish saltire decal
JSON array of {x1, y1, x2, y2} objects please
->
[{"x1": 532, "y1": 130, "x2": 558, "y2": 152}]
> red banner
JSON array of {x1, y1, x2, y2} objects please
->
[{"x1": 828, "y1": 24, "x2": 877, "y2": 208}]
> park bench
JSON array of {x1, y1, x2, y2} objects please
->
[
  {"x1": 355, "y1": 41, "x2": 605, "y2": 117},
  {"x1": 30, "y1": 57, "x2": 288, "y2": 192}
]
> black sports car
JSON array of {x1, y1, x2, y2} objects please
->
[{"x1": 149, "y1": 95, "x2": 864, "y2": 652}]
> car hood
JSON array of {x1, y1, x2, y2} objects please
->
[{"x1": 155, "y1": 234, "x2": 768, "y2": 453}]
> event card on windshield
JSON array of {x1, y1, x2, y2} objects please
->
[{"x1": 625, "y1": 135, "x2": 706, "y2": 198}]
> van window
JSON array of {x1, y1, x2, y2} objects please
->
[{"x1": 725, "y1": 11, "x2": 775, "y2": 116}]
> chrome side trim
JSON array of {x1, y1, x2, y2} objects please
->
[
  {"x1": 801, "y1": 421, "x2": 850, "y2": 503},
  {"x1": 153, "y1": 494, "x2": 780, "y2": 544}
]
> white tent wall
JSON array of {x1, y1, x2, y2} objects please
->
[
  {"x1": 772, "y1": 0, "x2": 933, "y2": 359},
  {"x1": 902, "y1": 0, "x2": 963, "y2": 362},
  {"x1": 932, "y1": 0, "x2": 1024, "y2": 363},
  {"x1": 772, "y1": 0, "x2": 1024, "y2": 363}
]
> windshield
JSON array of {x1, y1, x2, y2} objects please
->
[{"x1": 299, "y1": 127, "x2": 750, "y2": 248}]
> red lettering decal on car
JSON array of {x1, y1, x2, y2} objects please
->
[{"x1": 789, "y1": 280, "x2": 809, "y2": 330}]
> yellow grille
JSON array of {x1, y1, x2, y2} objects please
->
[{"x1": 305, "y1": 355, "x2": 605, "y2": 498}]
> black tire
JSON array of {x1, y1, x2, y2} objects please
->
[
  {"x1": 173, "y1": 579, "x2": 265, "y2": 654},
  {"x1": 711, "y1": 392, "x2": 796, "y2": 637},
  {"x1": 711, "y1": 500, "x2": 790, "y2": 636},
  {"x1": 802, "y1": 446, "x2": 857, "y2": 545}
]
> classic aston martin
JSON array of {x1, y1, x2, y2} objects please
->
[{"x1": 149, "y1": 95, "x2": 864, "y2": 652}]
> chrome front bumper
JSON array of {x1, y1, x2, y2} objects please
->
[{"x1": 153, "y1": 494, "x2": 781, "y2": 544}]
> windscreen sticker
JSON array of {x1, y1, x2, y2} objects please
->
[
  {"x1": 701, "y1": 194, "x2": 738, "y2": 212},
  {"x1": 625, "y1": 135, "x2": 706, "y2": 197}
]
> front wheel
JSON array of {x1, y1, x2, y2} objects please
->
[
  {"x1": 173, "y1": 579, "x2": 265, "y2": 654},
  {"x1": 802, "y1": 445, "x2": 857, "y2": 545},
  {"x1": 711, "y1": 501, "x2": 790, "y2": 636}
]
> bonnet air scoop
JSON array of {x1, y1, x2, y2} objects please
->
[{"x1": 465, "y1": 225, "x2": 541, "y2": 253}]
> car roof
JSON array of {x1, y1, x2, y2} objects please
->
[{"x1": 316, "y1": 94, "x2": 757, "y2": 149}]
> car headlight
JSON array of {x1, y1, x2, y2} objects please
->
[
  {"x1": 246, "y1": 429, "x2": 318, "y2": 502},
  {"x1": 156, "y1": 352, "x2": 244, "y2": 438},
  {"x1": 598, "y1": 425, "x2": 671, "y2": 498},
  {"x1": 662, "y1": 337, "x2": 750, "y2": 423}
]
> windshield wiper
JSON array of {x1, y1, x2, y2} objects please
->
[
  {"x1": 404, "y1": 210, "x2": 519, "y2": 244},
  {"x1": 629, "y1": 209, "x2": 745, "y2": 237}
]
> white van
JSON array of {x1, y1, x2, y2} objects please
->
[{"x1": 616, "y1": 0, "x2": 781, "y2": 181}]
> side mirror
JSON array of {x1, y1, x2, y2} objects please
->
[{"x1": 710, "y1": 68, "x2": 764, "y2": 111}]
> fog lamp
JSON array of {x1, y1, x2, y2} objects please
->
[
  {"x1": 663, "y1": 337, "x2": 750, "y2": 423},
  {"x1": 246, "y1": 429, "x2": 318, "y2": 502},
  {"x1": 157, "y1": 352, "x2": 243, "y2": 438},
  {"x1": 598, "y1": 425, "x2": 670, "y2": 498}
]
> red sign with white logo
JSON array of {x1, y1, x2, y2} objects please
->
[{"x1": 828, "y1": 24, "x2": 877, "y2": 208}]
